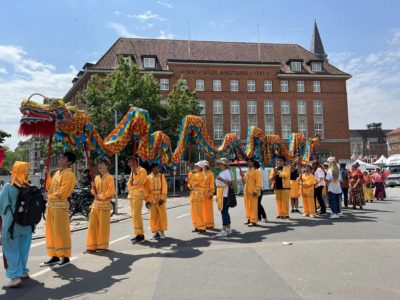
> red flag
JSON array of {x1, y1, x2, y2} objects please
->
[{"x1": 0, "y1": 148, "x2": 5, "y2": 168}]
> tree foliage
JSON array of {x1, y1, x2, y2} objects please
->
[
  {"x1": 0, "y1": 143, "x2": 29, "y2": 175},
  {"x1": 0, "y1": 130, "x2": 11, "y2": 145}
]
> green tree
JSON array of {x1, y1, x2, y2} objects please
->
[
  {"x1": 0, "y1": 143, "x2": 29, "y2": 174},
  {"x1": 0, "y1": 130, "x2": 11, "y2": 145}
]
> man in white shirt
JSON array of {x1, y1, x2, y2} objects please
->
[
  {"x1": 215, "y1": 158, "x2": 232, "y2": 237},
  {"x1": 312, "y1": 160, "x2": 327, "y2": 214}
]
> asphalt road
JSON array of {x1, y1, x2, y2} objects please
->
[{"x1": 1, "y1": 188, "x2": 400, "y2": 300}]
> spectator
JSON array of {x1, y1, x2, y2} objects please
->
[
  {"x1": 312, "y1": 160, "x2": 327, "y2": 214},
  {"x1": 372, "y1": 168, "x2": 386, "y2": 201},
  {"x1": 326, "y1": 157, "x2": 342, "y2": 219},
  {"x1": 363, "y1": 171, "x2": 374, "y2": 202},
  {"x1": 349, "y1": 162, "x2": 365, "y2": 209},
  {"x1": 340, "y1": 163, "x2": 350, "y2": 208}
]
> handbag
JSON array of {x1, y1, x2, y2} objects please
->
[{"x1": 227, "y1": 184, "x2": 237, "y2": 208}]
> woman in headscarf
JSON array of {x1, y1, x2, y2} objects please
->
[
  {"x1": 325, "y1": 157, "x2": 342, "y2": 218},
  {"x1": 349, "y1": 162, "x2": 365, "y2": 209},
  {"x1": 0, "y1": 162, "x2": 32, "y2": 288},
  {"x1": 372, "y1": 168, "x2": 386, "y2": 201},
  {"x1": 363, "y1": 171, "x2": 374, "y2": 203}
]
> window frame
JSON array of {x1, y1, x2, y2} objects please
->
[
  {"x1": 280, "y1": 80, "x2": 289, "y2": 92},
  {"x1": 230, "y1": 80, "x2": 239, "y2": 92},
  {"x1": 213, "y1": 79, "x2": 222, "y2": 92},
  {"x1": 195, "y1": 79, "x2": 205, "y2": 92},
  {"x1": 143, "y1": 57, "x2": 156, "y2": 69},
  {"x1": 313, "y1": 80, "x2": 321, "y2": 93},
  {"x1": 247, "y1": 80, "x2": 256, "y2": 92},
  {"x1": 160, "y1": 78, "x2": 169, "y2": 91},
  {"x1": 264, "y1": 80, "x2": 273, "y2": 92}
]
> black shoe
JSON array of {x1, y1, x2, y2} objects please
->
[
  {"x1": 39, "y1": 256, "x2": 60, "y2": 267},
  {"x1": 295, "y1": 209, "x2": 301, "y2": 213},
  {"x1": 276, "y1": 216, "x2": 282, "y2": 219},
  {"x1": 192, "y1": 228, "x2": 199, "y2": 233},
  {"x1": 291, "y1": 209, "x2": 295, "y2": 213},
  {"x1": 152, "y1": 233, "x2": 161, "y2": 240},
  {"x1": 52, "y1": 257, "x2": 71, "y2": 269},
  {"x1": 244, "y1": 220, "x2": 251, "y2": 225},
  {"x1": 198, "y1": 230, "x2": 206, "y2": 233},
  {"x1": 284, "y1": 216, "x2": 290, "y2": 219},
  {"x1": 132, "y1": 235, "x2": 145, "y2": 244}
]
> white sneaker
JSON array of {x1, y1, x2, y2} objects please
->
[
  {"x1": 226, "y1": 228, "x2": 233, "y2": 235},
  {"x1": 160, "y1": 231, "x2": 166, "y2": 239},
  {"x1": 330, "y1": 214, "x2": 340, "y2": 219},
  {"x1": 216, "y1": 230, "x2": 228, "y2": 237}
]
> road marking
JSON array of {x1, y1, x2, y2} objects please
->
[
  {"x1": 176, "y1": 213, "x2": 190, "y2": 219},
  {"x1": 109, "y1": 235, "x2": 130, "y2": 245},
  {"x1": 31, "y1": 257, "x2": 78, "y2": 278}
]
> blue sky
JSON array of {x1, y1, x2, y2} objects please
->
[{"x1": 1, "y1": 0, "x2": 400, "y2": 149}]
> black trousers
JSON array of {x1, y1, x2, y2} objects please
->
[
  {"x1": 314, "y1": 186, "x2": 326, "y2": 213},
  {"x1": 342, "y1": 188, "x2": 349, "y2": 207},
  {"x1": 258, "y1": 191, "x2": 267, "y2": 219}
]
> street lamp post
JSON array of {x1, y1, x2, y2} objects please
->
[{"x1": 114, "y1": 110, "x2": 119, "y2": 214}]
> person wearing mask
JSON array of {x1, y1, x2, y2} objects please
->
[
  {"x1": 188, "y1": 161, "x2": 206, "y2": 233},
  {"x1": 145, "y1": 164, "x2": 168, "y2": 240},
  {"x1": 0, "y1": 162, "x2": 32, "y2": 288},
  {"x1": 312, "y1": 160, "x2": 327, "y2": 215},
  {"x1": 325, "y1": 157, "x2": 342, "y2": 219},
  {"x1": 340, "y1": 164, "x2": 350, "y2": 208},
  {"x1": 215, "y1": 158, "x2": 232, "y2": 237},
  {"x1": 202, "y1": 160, "x2": 215, "y2": 229},
  {"x1": 241, "y1": 158, "x2": 262, "y2": 226},
  {"x1": 349, "y1": 162, "x2": 365, "y2": 209},
  {"x1": 290, "y1": 165, "x2": 301, "y2": 213},
  {"x1": 85, "y1": 157, "x2": 115, "y2": 253},
  {"x1": 254, "y1": 160, "x2": 267, "y2": 222},
  {"x1": 40, "y1": 152, "x2": 76, "y2": 269},
  {"x1": 127, "y1": 156, "x2": 148, "y2": 244},
  {"x1": 372, "y1": 168, "x2": 386, "y2": 201},
  {"x1": 363, "y1": 171, "x2": 374, "y2": 203},
  {"x1": 269, "y1": 156, "x2": 291, "y2": 219},
  {"x1": 298, "y1": 165, "x2": 317, "y2": 218}
]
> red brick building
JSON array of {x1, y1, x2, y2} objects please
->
[
  {"x1": 387, "y1": 128, "x2": 400, "y2": 156},
  {"x1": 64, "y1": 22, "x2": 351, "y2": 160}
]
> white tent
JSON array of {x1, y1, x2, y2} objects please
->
[
  {"x1": 373, "y1": 155, "x2": 387, "y2": 165},
  {"x1": 355, "y1": 159, "x2": 377, "y2": 170},
  {"x1": 386, "y1": 154, "x2": 400, "y2": 166}
]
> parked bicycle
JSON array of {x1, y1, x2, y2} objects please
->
[{"x1": 68, "y1": 187, "x2": 115, "y2": 220}]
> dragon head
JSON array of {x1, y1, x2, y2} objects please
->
[{"x1": 19, "y1": 95, "x2": 79, "y2": 138}]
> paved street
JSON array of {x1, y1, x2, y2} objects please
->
[{"x1": 1, "y1": 188, "x2": 400, "y2": 300}]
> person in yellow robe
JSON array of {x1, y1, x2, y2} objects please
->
[
  {"x1": 127, "y1": 156, "x2": 148, "y2": 244},
  {"x1": 40, "y1": 152, "x2": 76, "y2": 269},
  {"x1": 298, "y1": 165, "x2": 317, "y2": 218},
  {"x1": 85, "y1": 157, "x2": 115, "y2": 253},
  {"x1": 269, "y1": 157, "x2": 291, "y2": 219},
  {"x1": 145, "y1": 164, "x2": 168, "y2": 240},
  {"x1": 202, "y1": 160, "x2": 215, "y2": 229},
  {"x1": 240, "y1": 158, "x2": 262, "y2": 226},
  {"x1": 187, "y1": 161, "x2": 206, "y2": 233},
  {"x1": 290, "y1": 165, "x2": 301, "y2": 213}
]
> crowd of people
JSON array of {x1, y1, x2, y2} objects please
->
[{"x1": 0, "y1": 152, "x2": 388, "y2": 288}]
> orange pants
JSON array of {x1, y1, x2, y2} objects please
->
[
  {"x1": 244, "y1": 193, "x2": 258, "y2": 224},
  {"x1": 129, "y1": 197, "x2": 144, "y2": 235},
  {"x1": 191, "y1": 200, "x2": 206, "y2": 230},
  {"x1": 203, "y1": 197, "x2": 214, "y2": 228},
  {"x1": 274, "y1": 189, "x2": 290, "y2": 217},
  {"x1": 46, "y1": 202, "x2": 71, "y2": 258},
  {"x1": 86, "y1": 202, "x2": 111, "y2": 251},
  {"x1": 301, "y1": 194, "x2": 316, "y2": 216},
  {"x1": 150, "y1": 203, "x2": 168, "y2": 233}
]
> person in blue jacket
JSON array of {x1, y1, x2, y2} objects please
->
[{"x1": 0, "y1": 161, "x2": 32, "y2": 288}]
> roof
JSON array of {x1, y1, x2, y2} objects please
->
[
  {"x1": 387, "y1": 128, "x2": 400, "y2": 135},
  {"x1": 350, "y1": 129, "x2": 392, "y2": 141},
  {"x1": 310, "y1": 21, "x2": 327, "y2": 60},
  {"x1": 90, "y1": 38, "x2": 350, "y2": 76}
]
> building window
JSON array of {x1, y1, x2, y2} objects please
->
[
  {"x1": 143, "y1": 57, "x2": 155, "y2": 68},
  {"x1": 297, "y1": 100, "x2": 306, "y2": 115},
  {"x1": 213, "y1": 100, "x2": 223, "y2": 140},
  {"x1": 179, "y1": 161, "x2": 188, "y2": 175},
  {"x1": 298, "y1": 115, "x2": 307, "y2": 137},
  {"x1": 291, "y1": 61, "x2": 302, "y2": 72},
  {"x1": 313, "y1": 80, "x2": 321, "y2": 92},
  {"x1": 281, "y1": 100, "x2": 290, "y2": 115},
  {"x1": 280, "y1": 80, "x2": 289, "y2": 92},
  {"x1": 198, "y1": 99, "x2": 206, "y2": 122},
  {"x1": 230, "y1": 80, "x2": 239, "y2": 92},
  {"x1": 213, "y1": 80, "x2": 222, "y2": 92},
  {"x1": 281, "y1": 121, "x2": 291, "y2": 140},
  {"x1": 247, "y1": 80, "x2": 256, "y2": 92},
  {"x1": 313, "y1": 100, "x2": 323, "y2": 115},
  {"x1": 180, "y1": 79, "x2": 188, "y2": 91},
  {"x1": 230, "y1": 100, "x2": 240, "y2": 138},
  {"x1": 264, "y1": 100, "x2": 274, "y2": 134},
  {"x1": 311, "y1": 62, "x2": 322, "y2": 72},
  {"x1": 196, "y1": 79, "x2": 204, "y2": 91},
  {"x1": 247, "y1": 100, "x2": 257, "y2": 127},
  {"x1": 160, "y1": 78, "x2": 169, "y2": 91},
  {"x1": 264, "y1": 80, "x2": 272, "y2": 92},
  {"x1": 297, "y1": 80, "x2": 305, "y2": 93}
]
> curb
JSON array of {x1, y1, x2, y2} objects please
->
[{"x1": 32, "y1": 201, "x2": 191, "y2": 241}]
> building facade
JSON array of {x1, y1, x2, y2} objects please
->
[
  {"x1": 387, "y1": 128, "x2": 400, "y2": 156},
  {"x1": 64, "y1": 22, "x2": 351, "y2": 160}
]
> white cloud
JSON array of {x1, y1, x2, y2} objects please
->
[
  {"x1": 0, "y1": 45, "x2": 77, "y2": 150},
  {"x1": 0, "y1": 67, "x2": 7, "y2": 74},
  {"x1": 330, "y1": 30, "x2": 400, "y2": 130},
  {"x1": 157, "y1": 1, "x2": 173, "y2": 8},
  {"x1": 114, "y1": 11, "x2": 121, "y2": 15},
  {"x1": 157, "y1": 30, "x2": 174, "y2": 39},
  {"x1": 130, "y1": 10, "x2": 165, "y2": 22},
  {"x1": 107, "y1": 22, "x2": 141, "y2": 38}
]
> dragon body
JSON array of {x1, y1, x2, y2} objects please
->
[{"x1": 19, "y1": 96, "x2": 319, "y2": 166}]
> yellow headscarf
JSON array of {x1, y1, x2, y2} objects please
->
[{"x1": 10, "y1": 161, "x2": 30, "y2": 187}]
